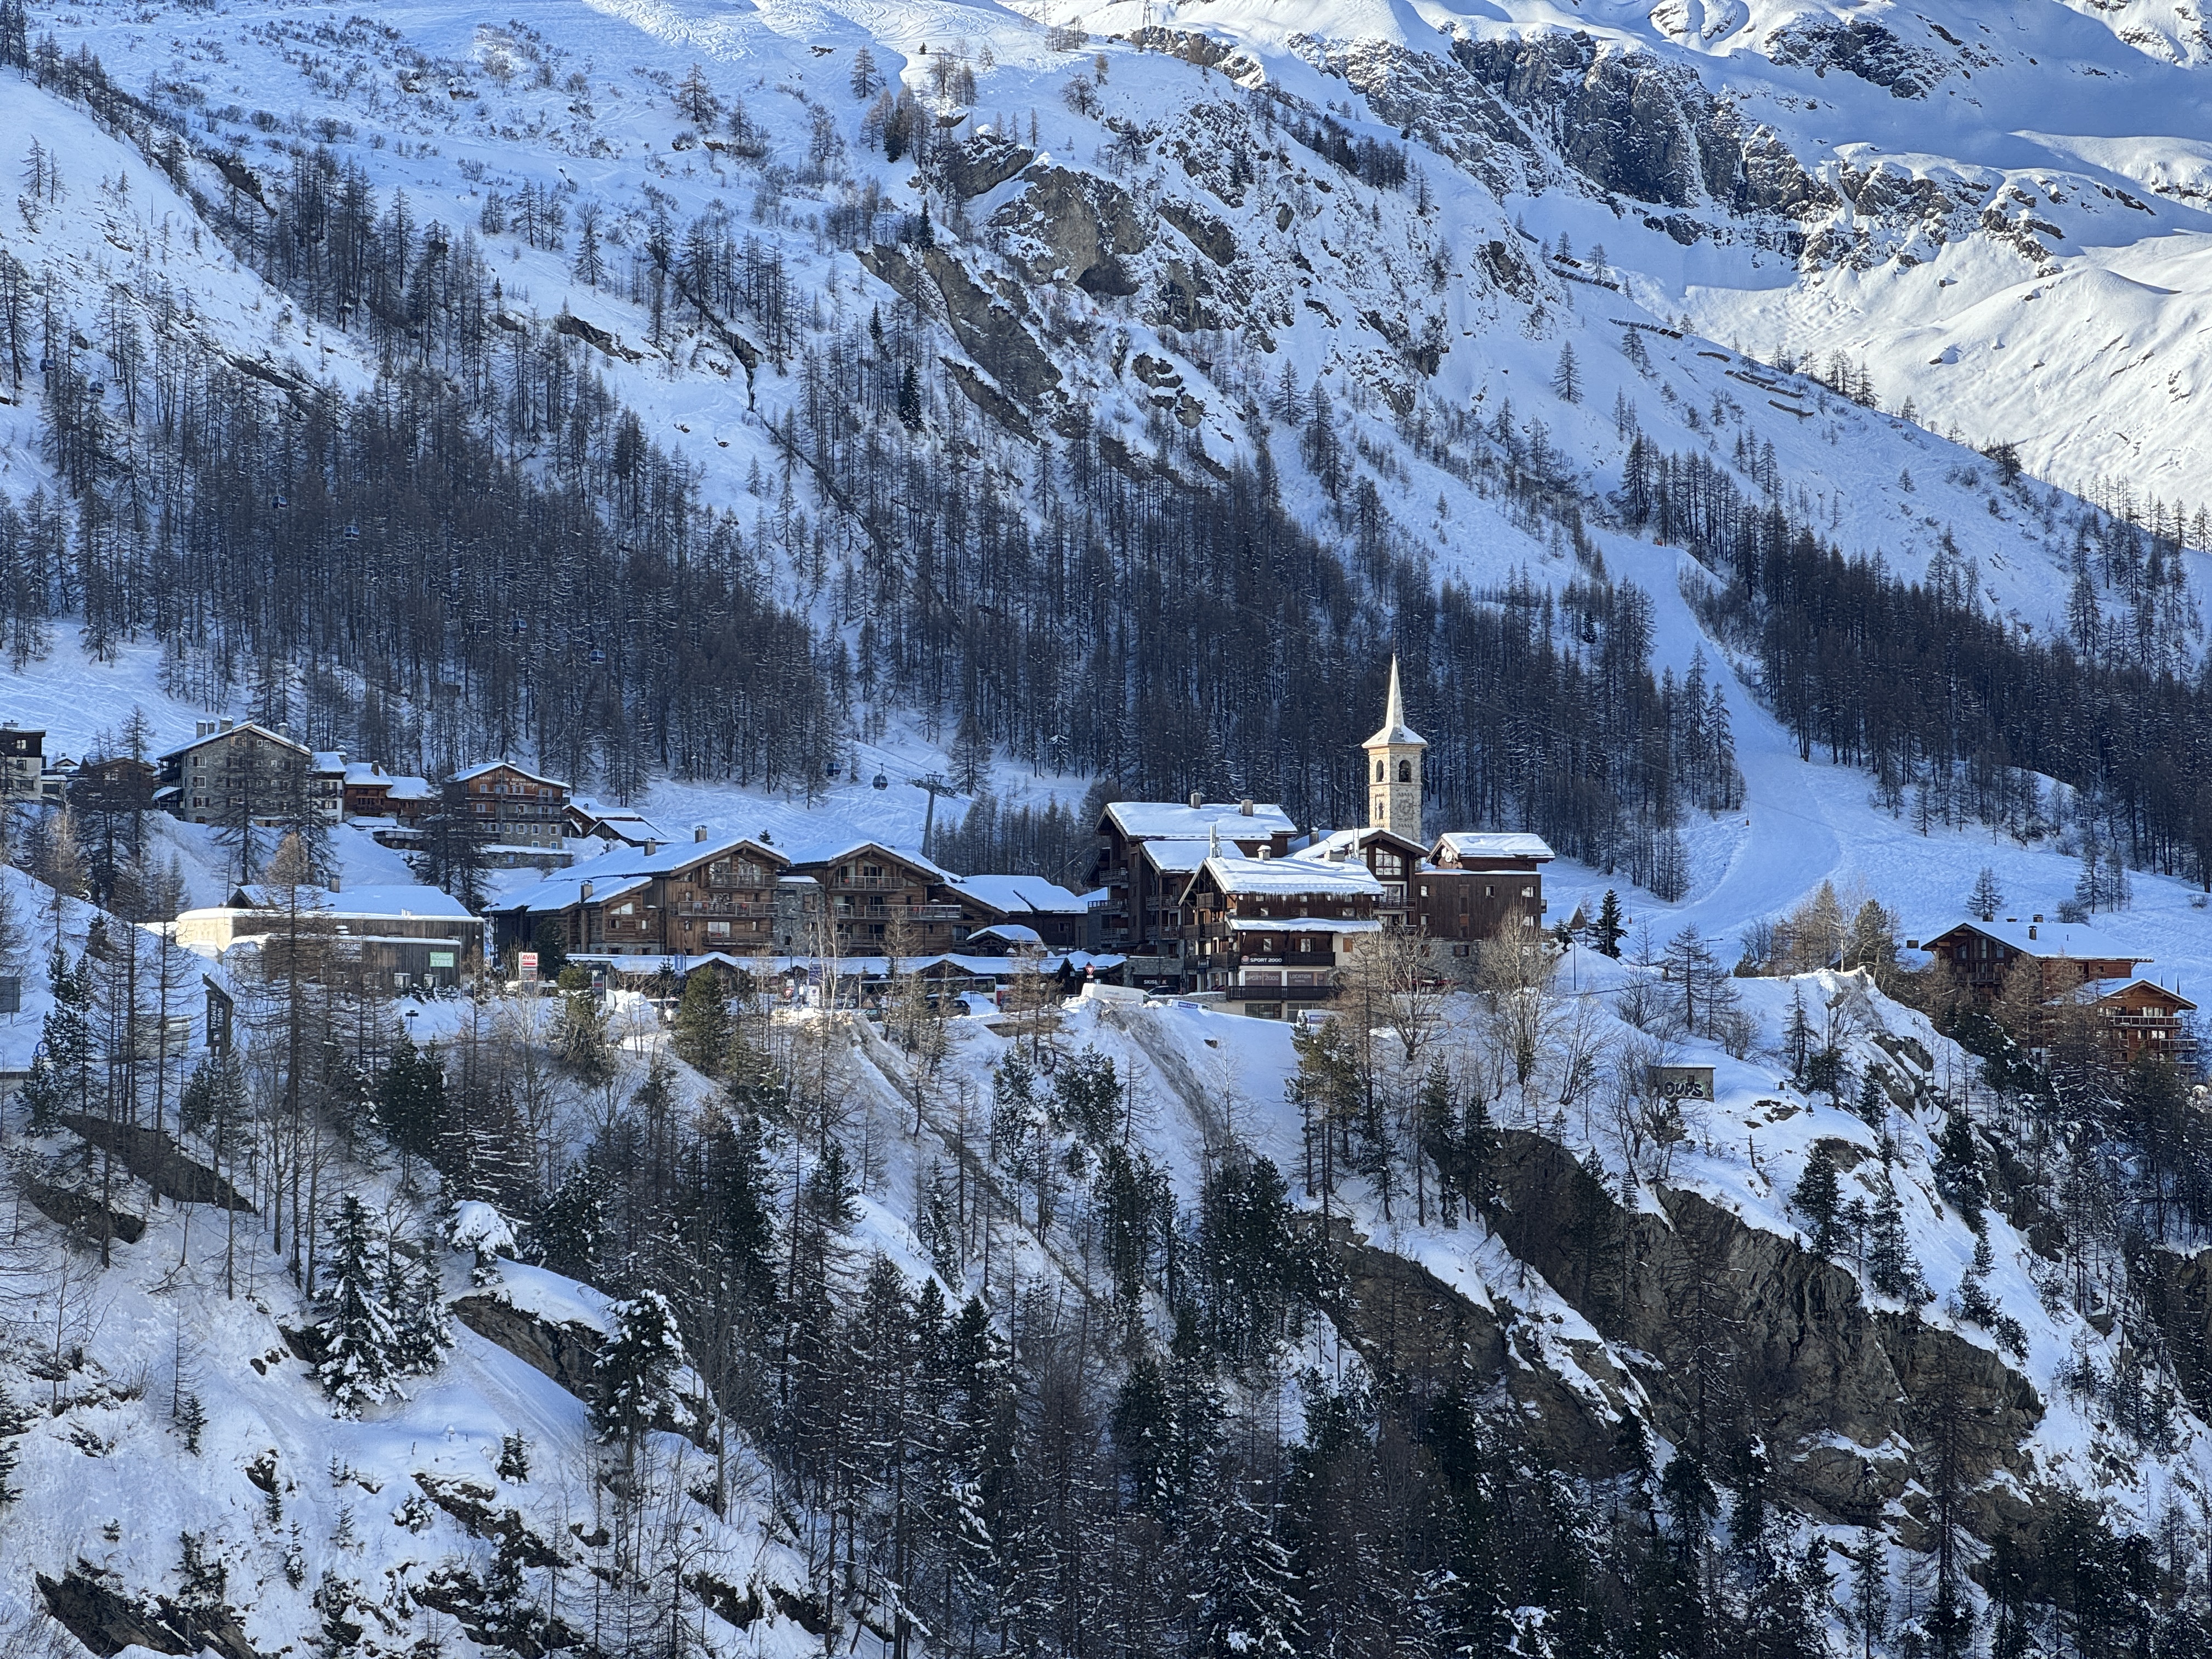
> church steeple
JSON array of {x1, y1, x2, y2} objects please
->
[{"x1": 1362, "y1": 657, "x2": 1426, "y2": 838}]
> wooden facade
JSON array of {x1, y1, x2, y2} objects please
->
[
  {"x1": 492, "y1": 831, "x2": 788, "y2": 958},
  {"x1": 788, "y1": 842, "x2": 971, "y2": 956}
]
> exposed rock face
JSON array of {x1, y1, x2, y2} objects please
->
[
  {"x1": 24, "y1": 1180, "x2": 146, "y2": 1244},
  {"x1": 860, "y1": 243, "x2": 1064, "y2": 407},
  {"x1": 941, "y1": 131, "x2": 1034, "y2": 201},
  {"x1": 1478, "y1": 1131, "x2": 2043, "y2": 1531},
  {"x1": 38, "y1": 1564, "x2": 262, "y2": 1659},
  {"x1": 1448, "y1": 32, "x2": 1832, "y2": 223},
  {"x1": 1767, "y1": 19, "x2": 1946, "y2": 99},
  {"x1": 452, "y1": 1291, "x2": 602, "y2": 1397},
  {"x1": 989, "y1": 165, "x2": 1153, "y2": 296},
  {"x1": 1316, "y1": 1127, "x2": 2045, "y2": 1540},
  {"x1": 1307, "y1": 1212, "x2": 1641, "y2": 1481},
  {"x1": 59, "y1": 1115, "x2": 254, "y2": 1210}
]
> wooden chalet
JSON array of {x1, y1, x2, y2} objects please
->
[
  {"x1": 1913, "y1": 916, "x2": 2193, "y2": 1067},
  {"x1": 1088, "y1": 796, "x2": 1296, "y2": 978},
  {"x1": 946, "y1": 873, "x2": 1091, "y2": 951},
  {"x1": 490, "y1": 828, "x2": 789, "y2": 958},
  {"x1": 1178, "y1": 846, "x2": 1384, "y2": 1017},
  {"x1": 787, "y1": 841, "x2": 969, "y2": 956},
  {"x1": 1417, "y1": 832, "x2": 1554, "y2": 951}
]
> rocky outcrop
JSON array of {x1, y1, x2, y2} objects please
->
[
  {"x1": 38, "y1": 1564, "x2": 262, "y2": 1659},
  {"x1": 58, "y1": 1115, "x2": 254, "y2": 1210},
  {"x1": 1476, "y1": 1130, "x2": 2043, "y2": 1532},
  {"x1": 941, "y1": 131, "x2": 1033, "y2": 200},
  {"x1": 24, "y1": 1180, "x2": 146, "y2": 1244},
  {"x1": 452, "y1": 1291, "x2": 602, "y2": 1397},
  {"x1": 1318, "y1": 1124, "x2": 2045, "y2": 1538},
  {"x1": 1449, "y1": 32, "x2": 1832, "y2": 224},
  {"x1": 1767, "y1": 19, "x2": 1947, "y2": 99},
  {"x1": 989, "y1": 166, "x2": 1153, "y2": 296},
  {"x1": 1306, "y1": 1212, "x2": 1641, "y2": 1480},
  {"x1": 860, "y1": 244, "x2": 1063, "y2": 408}
]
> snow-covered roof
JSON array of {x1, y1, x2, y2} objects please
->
[
  {"x1": 1921, "y1": 916, "x2": 2145, "y2": 961},
  {"x1": 568, "y1": 795, "x2": 669, "y2": 838},
  {"x1": 312, "y1": 750, "x2": 346, "y2": 772},
  {"x1": 1137, "y1": 838, "x2": 1215, "y2": 876},
  {"x1": 949, "y1": 873, "x2": 1089, "y2": 917},
  {"x1": 2051, "y1": 976, "x2": 2195, "y2": 1010},
  {"x1": 1308, "y1": 827, "x2": 1426, "y2": 860},
  {"x1": 342, "y1": 764, "x2": 433, "y2": 798},
  {"x1": 449, "y1": 758, "x2": 571, "y2": 789},
  {"x1": 490, "y1": 832, "x2": 784, "y2": 912},
  {"x1": 495, "y1": 871, "x2": 653, "y2": 913},
  {"x1": 969, "y1": 922, "x2": 1046, "y2": 946},
  {"x1": 156, "y1": 720, "x2": 309, "y2": 761},
  {"x1": 1104, "y1": 801, "x2": 1295, "y2": 840},
  {"x1": 229, "y1": 883, "x2": 476, "y2": 921},
  {"x1": 1361, "y1": 657, "x2": 1425, "y2": 750},
  {"x1": 785, "y1": 838, "x2": 953, "y2": 882},
  {"x1": 1432, "y1": 832, "x2": 1557, "y2": 864},
  {"x1": 1200, "y1": 852, "x2": 1384, "y2": 899}
]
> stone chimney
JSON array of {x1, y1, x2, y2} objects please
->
[
  {"x1": 1189, "y1": 791, "x2": 1203, "y2": 809},
  {"x1": 580, "y1": 881, "x2": 594, "y2": 901},
  {"x1": 695, "y1": 825, "x2": 708, "y2": 842},
  {"x1": 1240, "y1": 798, "x2": 1254, "y2": 816}
]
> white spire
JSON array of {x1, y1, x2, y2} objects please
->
[{"x1": 1362, "y1": 654, "x2": 1426, "y2": 750}]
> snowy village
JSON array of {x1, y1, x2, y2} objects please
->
[{"x1": 4, "y1": 2, "x2": 2212, "y2": 1659}]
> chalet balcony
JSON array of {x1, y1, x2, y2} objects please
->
[{"x1": 677, "y1": 900, "x2": 777, "y2": 918}]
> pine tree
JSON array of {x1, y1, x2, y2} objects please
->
[
  {"x1": 1793, "y1": 1144, "x2": 1843, "y2": 1258},
  {"x1": 592, "y1": 1289, "x2": 684, "y2": 1450},
  {"x1": 20, "y1": 943, "x2": 93, "y2": 1130},
  {"x1": 376, "y1": 1035, "x2": 445, "y2": 1161},
  {"x1": 1784, "y1": 985, "x2": 1813, "y2": 1077},
  {"x1": 173, "y1": 1391, "x2": 206, "y2": 1455},
  {"x1": 531, "y1": 1160, "x2": 609, "y2": 1282},
  {"x1": 317, "y1": 1196, "x2": 399, "y2": 1416},
  {"x1": 1843, "y1": 1526, "x2": 1889, "y2": 1659},
  {"x1": 1193, "y1": 1485, "x2": 1303, "y2": 1659},
  {"x1": 496, "y1": 1431, "x2": 531, "y2": 1482},
  {"x1": 1593, "y1": 889, "x2": 1626, "y2": 958},
  {"x1": 1866, "y1": 1166, "x2": 1929, "y2": 1305},
  {"x1": 1552, "y1": 340, "x2": 1582, "y2": 403},
  {"x1": 1933, "y1": 1110, "x2": 1987, "y2": 1227},
  {"x1": 383, "y1": 1243, "x2": 452, "y2": 1376},
  {"x1": 671, "y1": 967, "x2": 732, "y2": 1075},
  {"x1": 1966, "y1": 866, "x2": 2004, "y2": 922},
  {"x1": 708, "y1": 1113, "x2": 780, "y2": 1311},
  {"x1": 0, "y1": 1386, "x2": 29, "y2": 1502}
]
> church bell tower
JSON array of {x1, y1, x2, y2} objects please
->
[{"x1": 1362, "y1": 656, "x2": 1425, "y2": 838}]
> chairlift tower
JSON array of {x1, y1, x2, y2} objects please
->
[{"x1": 910, "y1": 772, "x2": 957, "y2": 853}]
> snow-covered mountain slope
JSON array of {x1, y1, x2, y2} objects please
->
[{"x1": 5, "y1": 0, "x2": 2206, "y2": 990}]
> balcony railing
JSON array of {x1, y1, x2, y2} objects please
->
[{"x1": 677, "y1": 900, "x2": 777, "y2": 918}]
